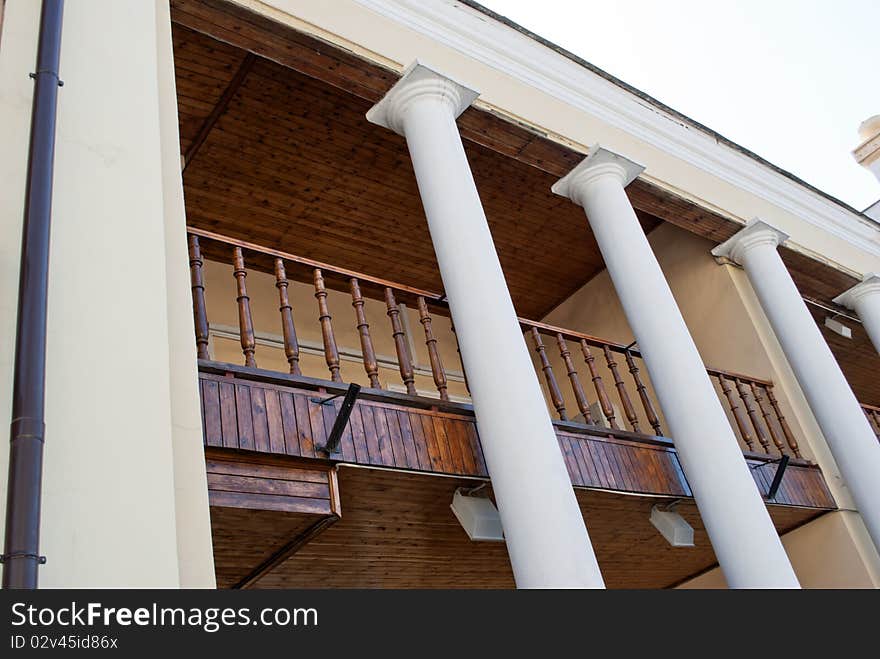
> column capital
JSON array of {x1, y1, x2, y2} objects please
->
[
  {"x1": 366, "y1": 60, "x2": 479, "y2": 135},
  {"x1": 833, "y1": 273, "x2": 880, "y2": 309},
  {"x1": 711, "y1": 218, "x2": 789, "y2": 265},
  {"x1": 551, "y1": 145, "x2": 644, "y2": 206}
]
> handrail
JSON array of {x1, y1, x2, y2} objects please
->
[{"x1": 187, "y1": 226, "x2": 446, "y2": 301}]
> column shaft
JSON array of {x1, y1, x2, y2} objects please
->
[
  {"x1": 555, "y1": 153, "x2": 799, "y2": 588},
  {"x1": 369, "y1": 65, "x2": 605, "y2": 588},
  {"x1": 737, "y1": 239, "x2": 880, "y2": 554}
]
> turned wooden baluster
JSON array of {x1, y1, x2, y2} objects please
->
[
  {"x1": 603, "y1": 345, "x2": 640, "y2": 432},
  {"x1": 735, "y1": 378, "x2": 771, "y2": 453},
  {"x1": 580, "y1": 340, "x2": 619, "y2": 429},
  {"x1": 529, "y1": 328, "x2": 567, "y2": 420},
  {"x1": 274, "y1": 258, "x2": 301, "y2": 375},
  {"x1": 766, "y1": 385, "x2": 801, "y2": 458},
  {"x1": 313, "y1": 268, "x2": 342, "y2": 382},
  {"x1": 385, "y1": 288, "x2": 417, "y2": 395},
  {"x1": 232, "y1": 247, "x2": 256, "y2": 367},
  {"x1": 450, "y1": 322, "x2": 470, "y2": 394},
  {"x1": 417, "y1": 297, "x2": 449, "y2": 401},
  {"x1": 555, "y1": 334, "x2": 592, "y2": 423},
  {"x1": 625, "y1": 350, "x2": 662, "y2": 436},
  {"x1": 866, "y1": 409, "x2": 880, "y2": 438},
  {"x1": 188, "y1": 235, "x2": 210, "y2": 360},
  {"x1": 751, "y1": 382, "x2": 787, "y2": 455},
  {"x1": 349, "y1": 278, "x2": 381, "y2": 388},
  {"x1": 718, "y1": 374, "x2": 754, "y2": 450}
]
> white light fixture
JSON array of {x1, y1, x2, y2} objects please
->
[
  {"x1": 650, "y1": 504, "x2": 695, "y2": 547},
  {"x1": 450, "y1": 488, "x2": 505, "y2": 542},
  {"x1": 824, "y1": 316, "x2": 852, "y2": 339}
]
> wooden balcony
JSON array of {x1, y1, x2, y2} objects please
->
[
  {"x1": 191, "y1": 229, "x2": 835, "y2": 588},
  {"x1": 863, "y1": 403, "x2": 880, "y2": 439}
]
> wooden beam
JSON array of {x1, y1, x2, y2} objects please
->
[
  {"x1": 233, "y1": 513, "x2": 339, "y2": 589},
  {"x1": 183, "y1": 51, "x2": 256, "y2": 171}
]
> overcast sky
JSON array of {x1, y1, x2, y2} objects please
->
[{"x1": 477, "y1": 0, "x2": 880, "y2": 211}]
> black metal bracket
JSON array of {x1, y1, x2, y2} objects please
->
[
  {"x1": 315, "y1": 384, "x2": 361, "y2": 455},
  {"x1": 752, "y1": 454, "x2": 790, "y2": 500},
  {"x1": 29, "y1": 70, "x2": 64, "y2": 86},
  {"x1": 0, "y1": 552, "x2": 46, "y2": 565}
]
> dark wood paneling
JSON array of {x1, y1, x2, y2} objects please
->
[
  {"x1": 199, "y1": 364, "x2": 836, "y2": 509},
  {"x1": 205, "y1": 450, "x2": 338, "y2": 515},
  {"x1": 228, "y1": 466, "x2": 826, "y2": 589},
  {"x1": 170, "y1": 20, "x2": 655, "y2": 321}
]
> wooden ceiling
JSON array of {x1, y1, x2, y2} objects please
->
[
  {"x1": 213, "y1": 466, "x2": 823, "y2": 589},
  {"x1": 170, "y1": 0, "x2": 879, "y2": 402},
  {"x1": 173, "y1": 22, "x2": 656, "y2": 319}
]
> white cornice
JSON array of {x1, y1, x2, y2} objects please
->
[{"x1": 353, "y1": 0, "x2": 880, "y2": 261}]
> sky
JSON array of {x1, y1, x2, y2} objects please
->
[{"x1": 477, "y1": 0, "x2": 880, "y2": 211}]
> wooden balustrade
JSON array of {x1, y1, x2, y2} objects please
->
[
  {"x1": 232, "y1": 247, "x2": 256, "y2": 367},
  {"x1": 417, "y1": 296, "x2": 449, "y2": 401},
  {"x1": 529, "y1": 327, "x2": 568, "y2": 420},
  {"x1": 313, "y1": 268, "x2": 342, "y2": 382},
  {"x1": 350, "y1": 278, "x2": 381, "y2": 388},
  {"x1": 579, "y1": 339, "x2": 619, "y2": 430},
  {"x1": 708, "y1": 368, "x2": 801, "y2": 458},
  {"x1": 186, "y1": 228, "x2": 809, "y2": 459},
  {"x1": 862, "y1": 403, "x2": 880, "y2": 440},
  {"x1": 188, "y1": 235, "x2": 210, "y2": 360},
  {"x1": 274, "y1": 258, "x2": 301, "y2": 375},
  {"x1": 385, "y1": 288, "x2": 417, "y2": 396}
]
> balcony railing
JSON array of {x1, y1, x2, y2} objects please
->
[
  {"x1": 188, "y1": 227, "x2": 803, "y2": 459},
  {"x1": 863, "y1": 403, "x2": 880, "y2": 439}
]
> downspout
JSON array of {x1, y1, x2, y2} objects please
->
[{"x1": 2, "y1": 0, "x2": 64, "y2": 589}]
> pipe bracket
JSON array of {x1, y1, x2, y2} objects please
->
[{"x1": 0, "y1": 552, "x2": 47, "y2": 565}]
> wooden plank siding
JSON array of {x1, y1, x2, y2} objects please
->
[
  {"x1": 205, "y1": 449, "x2": 340, "y2": 516},
  {"x1": 200, "y1": 363, "x2": 835, "y2": 509}
]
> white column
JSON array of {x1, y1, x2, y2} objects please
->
[
  {"x1": 834, "y1": 273, "x2": 880, "y2": 355},
  {"x1": 554, "y1": 148, "x2": 799, "y2": 588},
  {"x1": 367, "y1": 62, "x2": 604, "y2": 588},
  {"x1": 715, "y1": 219, "x2": 880, "y2": 556}
]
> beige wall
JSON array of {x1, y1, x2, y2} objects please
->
[
  {"x1": 202, "y1": 260, "x2": 470, "y2": 402},
  {"x1": 0, "y1": 0, "x2": 214, "y2": 587},
  {"x1": 679, "y1": 510, "x2": 880, "y2": 588},
  {"x1": 537, "y1": 223, "x2": 811, "y2": 457}
]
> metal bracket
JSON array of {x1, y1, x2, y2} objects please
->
[
  {"x1": 29, "y1": 70, "x2": 64, "y2": 86},
  {"x1": 658, "y1": 498, "x2": 683, "y2": 512},
  {"x1": 751, "y1": 455, "x2": 790, "y2": 500},
  {"x1": 310, "y1": 391, "x2": 345, "y2": 405},
  {"x1": 316, "y1": 384, "x2": 361, "y2": 455},
  {"x1": 0, "y1": 552, "x2": 47, "y2": 565}
]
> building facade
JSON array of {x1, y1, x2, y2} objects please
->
[{"x1": 1, "y1": 0, "x2": 879, "y2": 588}]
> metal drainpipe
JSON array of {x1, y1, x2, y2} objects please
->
[{"x1": 2, "y1": 0, "x2": 64, "y2": 589}]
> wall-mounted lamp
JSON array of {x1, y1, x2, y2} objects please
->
[
  {"x1": 650, "y1": 503, "x2": 695, "y2": 547},
  {"x1": 450, "y1": 488, "x2": 505, "y2": 542}
]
